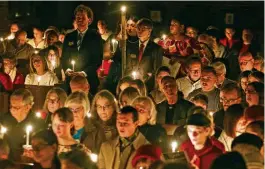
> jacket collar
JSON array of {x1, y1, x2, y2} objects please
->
[{"x1": 113, "y1": 132, "x2": 147, "y2": 150}]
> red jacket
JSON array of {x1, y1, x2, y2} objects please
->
[
  {"x1": 13, "y1": 71, "x2": 25, "y2": 85},
  {"x1": 0, "y1": 72, "x2": 13, "y2": 91},
  {"x1": 219, "y1": 38, "x2": 240, "y2": 49},
  {"x1": 180, "y1": 137, "x2": 225, "y2": 169}
]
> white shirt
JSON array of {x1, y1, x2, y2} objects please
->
[
  {"x1": 25, "y1": 71, "x2": 58, "y2": 86},
  {"x1": 27, "y1": 39, "x2": 45, "y2": 49},
  {"x1": 176, "y1": 76, "x2": 201, "y2": 98}
]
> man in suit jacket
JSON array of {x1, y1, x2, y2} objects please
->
[
  {"x1": 156, "y1": 76, "x2": 194, "y2": 134},
  {"x1": 125, "y1": 18, "x2": 163, "y2": 92},
  {"x1": 62, "y1": 5, "x2": 103, "y2": 95},
  {"x1": 98, "y1": 106, "x2": 149, "y2": 169}
]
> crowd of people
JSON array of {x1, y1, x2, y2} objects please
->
[{"x1": 0, "y1": 3, "x2": 264, "y2": 169}]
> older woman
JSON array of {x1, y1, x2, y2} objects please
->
[
  {"x1": 131, "y1": 96, "x2": 167, "y2": 149},
  {"x1": 218, "y1": 104, "x2": 244, "y2": 151},
  {"x1": 65, "y1": 91, "x2": 105, "y2": 153},
  {"x1": 43, "y1": 87, "x2": 67, "y2": 126},
  {"x1": 25, "y1": 53, "x2": 58, "y2": 86},
  {"x1": 90, "y1": 90, "x2": 119, "y2": 141}
]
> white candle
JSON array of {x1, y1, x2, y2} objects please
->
[
  {"x1": 26, "y1": 125, "x2": 33, "y2": 146},
  {"x1": 90, "y1": 153, "x2": 98, "y2": 163},
  {"x1": 111, "y1": 39, "x2": 117, "y2": 53},
  {"x1": 51, "y1": 60, "x2": 56, "y2": 72},
  {"x1": 132, "y1": 71, "x2": 137, "y2": 80},
  {"x1": 171, "y1": 141, "x2": 178, "y2": 153},
  {"x1": 71, "y1": 60, "x2": 75, "y2": 72},
  {"x1": 37, "y1": 76, "x2": 41, "y2": 86},
  {"x1": 101, "y1": 60, "x2": 104, "y2": 70}
]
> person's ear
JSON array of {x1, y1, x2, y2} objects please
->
[{"x1": 88, "y1": 18, "x2": 93, "y2": 25}]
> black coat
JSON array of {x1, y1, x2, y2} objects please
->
[
  {"x1": 115, "y1": 40, "x2": 163, "y2": 92},
  {"x1": 61, "y1": 29, "x2": 103, "y2": 94},
  {"x1": 156, "y1": 99, "x2": 194, "y2": 126},
  {"x1": 1, "y1": 111, "x2": 47, "y2": 161}
]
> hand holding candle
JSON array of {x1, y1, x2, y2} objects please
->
[
  {"x1": 0, "y1": 126, "x2": 7, "y2": 138},
  {"x1": 37, "y1": 76, "x2": 41, "y2": 86},
  {"x1": 162, "y1": 34, "x2": 167, "y2": 40}
]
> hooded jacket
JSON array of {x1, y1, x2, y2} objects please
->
[{"x1": 180, "y1": 137, "x2": 225, "y2": 169}]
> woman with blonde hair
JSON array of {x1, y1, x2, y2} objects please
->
[
  {"x1": 131, "y1": 96, "x2": 167, "y2": 148},
  {"x1": 90, "y1": 90, "x2": 119, "y2": 141},
  {"x1": 65, "y1": 91, "x2": 105, "y2": 153},
  {"x1": 25, "y1": 52, "x2": 58, "y2": 86},
  {"x1": 119, "y1": 87, "x2": 140, "y2": 108},
  {"x1": 43, "y1": 87, "x2": 67, "y2": 126}
]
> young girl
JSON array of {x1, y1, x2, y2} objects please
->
[{"x1": 25, "y1": 53, "x2": 58, "y2": 86}]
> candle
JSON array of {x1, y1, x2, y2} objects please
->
[
  {"x1": 162, "y1": 34, "x2": 167, "y2": 40},
  {"x1": 132, "y1": 71, "x2": 137, "y2": 80},
  {"x1": 71, "y1": 60, "x2": 75, "y2": 72},
  {"x1": 36, "y1": 112, "x2": 41, "y2": 118},
  {"x1": 171, "y1": 141, "x2": 178, "y2": 153},
  {"x1": 37, "y1": 76, "x2": 41, "y2": 86},
  {"x1": 209, "y1": 111, "x2": 214, "y2": 117},
  {"x1": 34, "y1": 50, "x2": 39, "y2": 54},
  {"x1": 111, "y1": 39, "x2": 117, "y2": 53},
  {"x1": 6, "y1": 34, "x2": 14, "y2": 40},
  {"x1": 90, "y1": 153, "x2": 98, "y2": 163},
  {"x1": 51, "y1": 60, "x2": 56, "y2": 72},
  {"x1": 26, "y1": 125, "x2": 33, "y2": 146},
  {"x1": 0, "y1": 37, "x2": 3, "y2": 42}
]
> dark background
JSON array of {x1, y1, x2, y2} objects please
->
[{"x1": 2, "y1": 1, "x2": 264, "y2": 46}]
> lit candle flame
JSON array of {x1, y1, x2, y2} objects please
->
[
  {"x1": 37, "y1": 76, "x2": 41, "y2": 82},
  {"x1": 121, "y1": 6, "x2": 126, "y2": 12},
  {"x1": 0, "y1": 37, "x2": 3, "y2": 42},
  {"x1": 87, "y1": 112, "x2": 92, "y2": 118},
  {"x1": 36, "y1": 112, "x2": 41, "y2": 118},
  {"x1": 90, "y1": 153, "x2": 98, "y2": 162},
  {"x1": 71, "y1": 60, "x2": 75, "y2": 65},
  {"x1": 1, "y1": 126, "x2": 7, "y2": 134},
  {"x1": 7, "y1": 34, "x2": 14, "y2": 40},
  {"x1": 34, "y1": 50, "x2": 39, "y2": 54},
  {"x1": 171, "y1": 141, "x2": 178, "y2": 153},
  {"x1": 209, "y1": 111, "x2": 214, "y2": 117},
  {"x1": 132, "y1": 71, "x2": 137, "y2": 80},
  {"x1": 26, "y1": 125, "x2": 33, "y2": 132},
  {"x1": 162, "y1": 34, "x2": 167, "y2": 40}
]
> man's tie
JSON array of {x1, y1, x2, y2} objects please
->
[
  {"x1": 77, "y1": 33, "x2": 83, "y2": 50},
  {"x1": 138, "y1": 43, "x2": 145, "y2": 62}
]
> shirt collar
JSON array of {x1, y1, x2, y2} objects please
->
[
  {"x1": 139, "y1": 39, "x2": 149, "y2": 48},
  {"x1": 77, "y1": 28, "x2": 88, "y2": 36}
]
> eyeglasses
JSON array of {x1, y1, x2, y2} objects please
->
[
  {"x1": 245, "y1": 89, "x2": 257, "y2": 94},
  {"x1": 47, "y1": 98, "x2": 59, "y2": 104},
  {"x1": 10, "y1": 104, "x2": 27, "y2": 111},
  {"x1": 32, "y1": 59, "x2": 42, "y2": 64},
  {"x1": 136, "y1": 26, "x2": 150, "y2": 32},
  {"x1": 69, "y1": 107, "x2": 84, "y2": 113},
  {"x1": 239, "y1": 59, "x2": 253, "y2": 66},
  {"x1": 220, "y1": 97, "x2": 239, "y2": 104},
  {"x1": 32, "y1": 143, "x2": 49, "y2": 152},
  {"x1": 96, "y1": 104, "x2": 112, "y2": 110}
]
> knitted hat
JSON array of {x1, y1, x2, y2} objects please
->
[
  {"x1": 231, "y1": 133, "x2": 263, "y2": 150},
  {"x1": 186, "y1": 113, "x2": 211, "y2": 127},
  {"x1": 132, "y1": 144, "x2": 162, "y2": 167}
]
